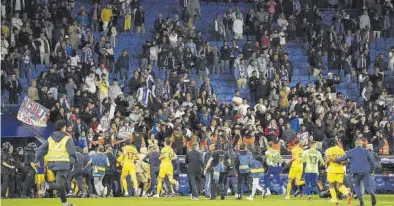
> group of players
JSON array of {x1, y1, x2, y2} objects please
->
[{"x1": 1, "y1": 119, "x2": 378, "y2": 206}]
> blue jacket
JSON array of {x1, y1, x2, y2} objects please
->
[
  {"x1": 91, "y1": 153, "x2": 109, "y2": 176},
  {"x1": 143, "y1": 151, "x2": 160, "y2": 172},
  {"x1": 35, "y1": 131, "x2": 77, "y2": 171},
  {"x1": 335, "y1": 146, "x2": 375, "y2": 174}
]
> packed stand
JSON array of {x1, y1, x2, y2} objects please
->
[{"x1": 1, "y1": 0, "x2": 394, "y2": 200}]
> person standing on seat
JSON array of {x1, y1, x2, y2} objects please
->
[{"x1": 34, "y1": 120, "x2": 77, "y2": 206}]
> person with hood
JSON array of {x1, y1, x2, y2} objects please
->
[
  {"x1": 234, "y1": 143, "x2": 251, "y2": 200},
  {"x1": 247, "y1": 147, "x2": 265, "y2": 201},
  {"x1": 34, "y1": 120, "x2": 77, "y2": 206}
]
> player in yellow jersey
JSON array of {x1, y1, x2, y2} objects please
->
[
  {"x1": 117, "y1": 140, "x2": 139, "y2": 196},
  {"x1": 325, "y1": 138, "x2": 352, "y2": 205},
  {"x1": 286, "y1": 139, "x2": 305, "y2": 199},
  {"x1": 153, "y1": 139, "x2": 179, "y2": 198}
]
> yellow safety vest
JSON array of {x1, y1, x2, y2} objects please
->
[{"x1": 47, "y1": 136, "x2": 70, "y2": 162}]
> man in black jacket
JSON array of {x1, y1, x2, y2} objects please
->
[
  {"x1": 248, "y1": 71, "x2": 259, "y2": 103},
  {"x1": 6, "y1": 73, "x2": 22, "y2": 104},
  {"x1": 115, "y1": 49, "x2": 130, "y2": 81},
  {"x1": 185, "y1": 142, "x2": 203, "y2": 200}
]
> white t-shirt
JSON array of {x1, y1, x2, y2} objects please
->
[{"x1": 70, "y1": 56, "x2": 80, "y2": 67}]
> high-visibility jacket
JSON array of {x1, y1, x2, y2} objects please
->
[{"x1": 47, "y1": 136, "x2": 70, "y2": 162}]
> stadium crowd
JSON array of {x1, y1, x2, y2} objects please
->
[{"x1": 1, "y1": 0, "x2": 394, "y2": 204}]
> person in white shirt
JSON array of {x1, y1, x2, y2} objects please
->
[
  {"x1": 100, "y1": 106, "x2": 115, "y2": 132},
  {"x1": 277, "y1": 13, "x2": 289, "y2": 31},
  {"x1": 1, "y1": 1, "x2": 6, "y2": 19},
  {"x1": 1, "y1": 37, "x2": 9, "y2": 60},
  {"x1": 69, "y1": 50, "x2": 80, "y2": 67},
  {"x1": 149, "y1": 41, "x2": 160, "y2": 68},
  {"x1": 233, "y1": 13, "x2": 244, "y2": 40},
  {"x1": 247, "y1": 60, "x2": 259, "y2": 78},
  {"x1": 359, "y1": 10, "x2": 371, "y2": 30},
  {"x1": 279, "y1": 30, "x2": 286, "y2": 48},
  {"x1": 38, "y1": 32, "x2": 51, "y2": 65},
  {"x1": 11, "y1": 13, "x2": 23, "y2": 30},
  {"x1": 109, "y1": 22, "x2": 117, "y2": 49},
  {"x1": 168, "y1": 30, "x2": 178, "y2": 48},
  {"x1": 232, "y1": 90, "x2": 243, "y2": 111},
  {"x1": 238, "y1": 98, "x2": 250, "y2": 116},
  {"x1": 84, "y1": 72, "x2": 97, "y2": 94},
  {"x1": 96, "y1": 64, "x2": 109, "y2": 78},
  {"x1": 109, "y1": 78, "x2": 122, "y2": 100}
]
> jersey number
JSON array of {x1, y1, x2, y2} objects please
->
[
  {"x1": 309, "y1": 156, "x2": 318, "y2": 165},
  {"x1": 126, "y1": 152, "x2": 134, "y2": 160}
]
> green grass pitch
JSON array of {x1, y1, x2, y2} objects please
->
[{"x1": 2, "y1": 195, "x2": 394, "y2": 206}]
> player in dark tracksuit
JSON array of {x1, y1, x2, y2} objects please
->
[
  {"x1": 143, "y1": 145, "x2": 161, "y2": 195},
  {"x1": 82, "y1": 148, "x2": 93, "y2": 197},
  {"x1": 67, "y1": 148, "x2": 85, "y2": 197},
  {"x1": 103, "y1": 146, "x2": 117, "y2": 197}
]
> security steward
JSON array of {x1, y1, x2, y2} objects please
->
[
  {"x1": 23, "y1": 143, "x2": 37, "y2": 198},
  {"x1": 14, "y1": 146, "x2": 25, "y2": 197},
  {"x1": 35, "y1": 120, "x2": 77, "y2": 206},
  {"x1": 1, "y1": 142, "x2": 16, "y2": 198}
]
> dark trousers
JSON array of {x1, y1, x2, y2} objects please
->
[
  {"x1": 1, "y1": 172, "x2": 15, "y2": 197},
  {"x1": 150, "y1": 170, "x2": 159, "y2": 194},
  {"x1": 250, "y1": 90, "x2": 257, "y2": 103},
  {"x1": 49, "y1": 170, "x2": 68, "y2": 203},
  {"x1": 67, "y1": 170, "x2": 84, "y2": 194},
  {"x1": 353, "y1": 172, "x2": 376, "y2": 205},
  {"x1": 226, "y1": 176, "x2": 237, "y2": 194},
  {"x1": 83, "y1": 170, "x2": 93, "y2": 196},
  {"x1": 15, "y1": 173, "x2": 24, "y2": 197},
  {"x1": 210, "y1": 172, "x2": 228, "y2": 198},
  {"x1": 264, "y1": 166, "x2": 282, "y2": 189},
  {"x1": 188, "y1": 172, "x2": 201, "y2": 198},
  {"x1": 103, "y1": 173, "x2": 115, "y2": 196},
  {"x1": 237, "y1": 173, "x2": 250, "y2": 197},
  {"x1": 9, "y1": 93, "x2": 19, "y2": 104},
  {"x1": 22, "y1": 171, "x2": 35, "y2": 197}
]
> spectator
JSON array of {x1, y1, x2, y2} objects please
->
[
  {"x1": 101, "y1": 5, "x2": 112, "y2": 32},
  {"x1": 27, "y1": 79, "x2": 39, "y2": 101},
  {"x1": 134, "y1": 5, "x2": 145, "y2": 34},
  {"x1": 360, "y1": 9, "x2": 371, "y2": 30},
  {"x1": 6, "y1": 73, "x2": 22, "y2": 104}
]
